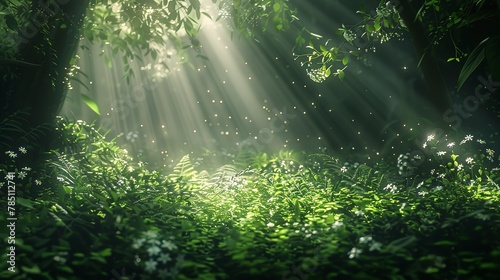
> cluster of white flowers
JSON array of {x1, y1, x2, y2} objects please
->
[
  {"x1": 348, "y1": 247, "x2": 362, "y2": 259},
  {"x1": 132, "y1": 230, "x2": 182, "y2": 279},
  {"x1": 460, "y1": 134, "x2": 473, "y2": 145},
  {"x1": 2, "y1": 147, "x2": 43, "y2": 186},
  {"x1": 348, "y1": 235, "x2": 383, "y2": 259},
  {"x1": 331, "y1": 220, "x2": 344, "y2": 231},
  {"x1": 383, "y1": 183, "x2": 398, "y2": 194}
]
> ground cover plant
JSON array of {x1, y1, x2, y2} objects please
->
[{"x1": 1, "y1": 118, "x2": 500, "y2": 279}]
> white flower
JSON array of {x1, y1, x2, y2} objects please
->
[
  {"x1": 22, "y1": 167, "x2": 31, "y2": 171},
  {"x1": 7, "y1": 151, "x2": 17, "y2": 158},
  {"x1": 465, "y1": 157, "x2": 473, "y2": 164},
  {"x1": 359, "y1": 236, "x2": 373, "y2": 244},
  {"x1": 486, "y1": 149, "x2": 495, "y2": 156},
  {"x1": 422, "y1": 142, "x2": 427, "y2": 149},
  {"x1": 331, "y1": 221, "x2": 343, "y2": 230},
  {"x1": 144, "y1": 259, "x2": 157, "y2": 273},
  {"x1": 267, "y1": 222, "x2": 275, "y2": 227},
  {"x1": 436, "y1": 151, "x2": 446, "y2": 156},
  {"x1": 354, "y1": 210, "x2": 364, "y2": 216},
  {"x1": 348, "y1": 247, "x2": 362, "y2": 259},
  {"x1": 18, "y1": 147, "x2": 27, "y2": 154},
  {"x1": 369, "y1": 241, "x2": 382, "y2": 251},
  {"x1": 417, "y1": 181, "x2": 424, "y2": 189},
  {"x1": 430, "y1": 169, "x2": 435, "y2": 175},
  {"x1": 340, "y1": 166, "x2": 348, "y2": 173},
  {"x1": 384, "y1": 183, "x2": 398, "y2": 194},
  {"x1": 447, "y1": 142, "x2": 455, "y2": 148},
  {"x1": 464, "y1": 134, "x2": 473, "y2": 142},
  {"x1": 161, "y1": 240, "x2": 177, "y2": 251},
  {"x1": 427, "y1": 134, "x2": 435, "y2": 141},
  {"x1": 477, "y1": 139, "x2": 486, "y2": 144},
  {"x1": 144, "y1": 230, "x2": 158, "y2": 239},
  {"x1": 457, "y1": 164, "x2": 463, "y2": 171},
  {"x1": 147, "y1": 245, "x2": 161, "y2": 256},
  {"x1": 5, "y1": 173, "x2": 15, "y2": 181},
  {"x1": 17, "y1": 171, "x2": 27, "y2": 179},
  {"x1": 132, "y1": 238, "x2": 145, "y2": 249},
  {"x1": 460, "y1": 140, "x2": 466, "y2": 145},
  {"x1": 418, "y1": 191, "x2": 428, "y2": 196}
]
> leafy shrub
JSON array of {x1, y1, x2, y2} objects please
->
[{"x1": 1, "y1": 119, "x2": 499, "y2": 279}]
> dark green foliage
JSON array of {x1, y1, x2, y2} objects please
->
[{"x1": 1, "y1": 119, "x2": 499, "y2": 279}]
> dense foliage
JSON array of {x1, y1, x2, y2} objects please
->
[{"x1": 1, "y1": 118, "x2": 499, "y2": 279}]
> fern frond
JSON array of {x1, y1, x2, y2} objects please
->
[{"x1": 169, "y1": 154, "x2": 197, "y2": 181}]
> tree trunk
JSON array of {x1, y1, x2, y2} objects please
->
[{"x1": 1, "y1": 0, "x2": 89, "y2": 156}]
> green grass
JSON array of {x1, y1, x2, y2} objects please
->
[{"x1": 1, "y1": 118, "x2": 499, "y2": 279}]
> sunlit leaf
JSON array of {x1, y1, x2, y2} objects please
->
[
  {"x1": 81, "y1": 94, "x2": 101, "y2": 115},
  {"x1": 337, "y1": 69, "x2": 345, "y2": 80},
  {"x1": 273, "y1": 3, "x2": 281, "y2": 12},
  {"x1": 342, "y1": 56, "x2": 349, "y2": 66}
]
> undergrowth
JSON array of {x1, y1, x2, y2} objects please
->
[{"x1": 0, "y1": 118, "x2": 499, "y2": 279}]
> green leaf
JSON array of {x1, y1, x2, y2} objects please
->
[
  {"x1": 342, "y1": 56, "x2": 349, "y2": 66},
  {"x1": 434, "y1": 240, "x2": 456, "y2": 246},
  {"x1": 16, "y1": 197, "x2": 34, "y2": 209},
  {"x1": 273, "y1": 3, "x2": 281, "y2": 12},
  {"x1": 80, "y1": 94, "x2": 101, "y2": 115},
  {"x1": 457, "y1": 38, "x2": 488, "y2": 91},
  {"x1": 374, "y1": 18, "x2": 381, "y2": 31},
  {"x1": 105, "y1": 56, "x2": 114, "y2": 69},
  {"x1": 5, "y1": 15, "x2": 18, "y2": 30},
  {"x1": 337, "y1": 69, "x2": 345, "y2": 81},
  {"x1": 22, "y1": 265, "x2": 41, "y2": 274},
  {"x1": 307, "y1": 30, "x2": 323, "y2": 39},
  {"x1": 366, "y1": 24, "x2": 375, "y2": 32}
]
